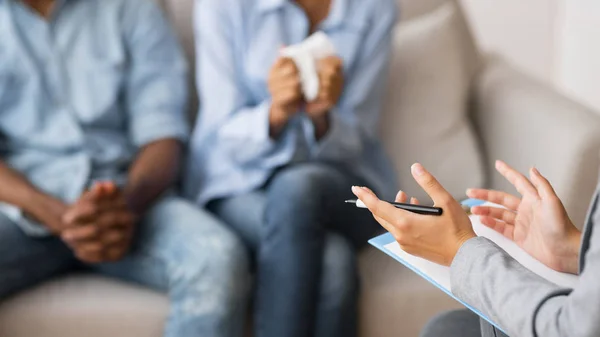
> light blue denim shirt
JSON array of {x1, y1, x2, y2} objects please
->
[
  {"x1": 186, "y1": 0, "x2": 399, "y2": 204},
  {"x1": 0, "y1": 0, "x2": 189, "y2": 235}
]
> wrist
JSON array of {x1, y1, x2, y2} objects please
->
[
  {"x1": 269, "y1": 105, "x2": 291, "y2": 138},
  {"x1": 122, "y1": 185, "x2": 146, "y2": 217},
  {"x1": 26, "y1": 192, "x2": 68, "y2": 232},
  {"x1": 449, "y1": 231, "x2": 477, "y2": 266},
  {"x1": 26, "y1": 190, "x2": 60, "y2": 215},
  {"x1": 560, "y1": 228, "x2": 582, "y2": 274}
]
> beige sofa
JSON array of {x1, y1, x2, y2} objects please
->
[{"x1": 2, "y1": 0, "x2": 600, "y2": 336}]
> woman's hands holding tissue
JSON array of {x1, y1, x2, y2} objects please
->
[
  {"x1": 306, "y1": 56, "x2": 344, "y2": 139},
  {"x1": 267, "y1": 55, "x2": 344, "y2": 140},
  {"x1": 268, "y1": 57, "x2": 303, "y2": 138}
]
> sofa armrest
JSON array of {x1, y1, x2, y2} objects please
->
[{"x1": 472, "y1": 55, "x2": 600, "y2": 227}]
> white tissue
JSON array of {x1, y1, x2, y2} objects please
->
[{"x1": 280, "y1": 32, "x2": 336, "y2": 102}]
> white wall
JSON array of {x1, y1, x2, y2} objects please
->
[
  {"x1": 557, "y1": 1, "x2": 600, "y2": 111},
  {"x1": 459, "y1": 0, "x2": 600, "y2": 113},
  {"x1": 459, "y1": 0, "x2": 557, "y2": 83}
]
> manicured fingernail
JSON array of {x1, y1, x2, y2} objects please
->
[
  {"x1": 532, "y1": 167, "x2": 540, "y2": 175},
  {"x1": 351, "y1": 186, "x2": 360, "y2": 193},
  {"x1": 466, "y1": 188, "x2": 473, "y2": 195},
  {"x1": 412, "y1": 163, "x2": 425, "y2": 176},
  {"x1": 495, "y1": 160, "x2": 502, "y2": 168}
]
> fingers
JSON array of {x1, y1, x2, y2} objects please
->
[
  {"x1": 104, "y1": 246, "x2": 127, "y2": 262},
  {"x1": 269, "y1": 57, "x2": 302, "y2": 106},
  {"x1": 466, "y1": 188, "x2": 521, "y2": 211},
  {"x1": 89, "y1": 181, "x2": 117, "y2": 200},
  {"x1": 411, "y1": 163, "x2": 453, "y2": 204},
  {"x1": 97, "y1": 211, "x2": 136, "y2": 229},
  {"x1": 74, "y1": 245, "x2": 105, "y2": 264},
  {"x1": 352, "y1": 186, "x2": 405, "y2": 225},
  {"x1": 271, "y1": 76, "x2": 301, "y2": 92},
  {"x1": 471, "y1": 206, "x2": 517, "y2": 225},
  {"x1": 63, "y1": 197, "x2": 126, "y2": 226},
  {"x1": 271, "y1": 58, "x2": 299, "y2": 81},
  {"x1": 479, "y1": 216, "x2": 515, "y2": 241},
  {"x1": 395, "y1": 191, "x2": 408, "y2": 203},
  {"x1": 101, "y1": 228, "x2": 130, "y2": 245},
  {"x1": 529, "y1": 167, "x2": 558, "y2": 200},
  {"x1": 395, "y1": 191, "x2": 420, "y2": 205},
  {"x1": 495, "y1": 160, "x2": 539, "y2": 198},
  {"x1": 358, "y1": 186, "x2": 377, "y2": 197},
  {"x1": 315, "y1": 58, "x2": 343, "y2": 104},
  {"x1": 317, "y1": 56, "x2": 343, "y2": 73},
  {"x1": 61, "y1": 224, "x2": 100, "y2": 243},
  {"x1": 63, "y1": 201, "x2": 99, "y2": 225},
  {"x1": 271, "y1": 84, "x2": 302, "y2": 108},
  {"x1": 99, "y1": 181, "x2": 118, "y2": 198},
  {"x1": 66, "y1": 226, "x2": 133, "y2": 264}
]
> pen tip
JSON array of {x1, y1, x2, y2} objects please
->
[{"x1": 345, "y1": 200, "x2": 357, "y2": 204}]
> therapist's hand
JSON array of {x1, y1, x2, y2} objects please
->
[
  {"x1": 353, "y1": 163, "x2": 476, "y2": 267},
  {"x1": 467, "y1": 160, "x2": 581, "y2": 274}
]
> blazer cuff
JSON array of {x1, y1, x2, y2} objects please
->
[{"x1": 450, "y1": 236, "x2": 497, "y2": 294}]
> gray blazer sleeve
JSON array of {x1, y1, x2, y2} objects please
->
[{"x1": 450, "y1": 208, "x2": 600, "y2": 337}]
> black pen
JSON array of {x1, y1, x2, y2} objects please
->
[{"x1": 345, "y1": 199, "x2": 443, "y2": 216}]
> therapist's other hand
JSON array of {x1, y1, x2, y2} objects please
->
[
  {"x1": 268, "y1": 57, "x2": 302, "y2": 138},
  {"x1": 467, "y1": 160, "x2": 581, "y2": 274},
  {"x1": 353, "y1": 163, "x2": 476, "y2": 267}
]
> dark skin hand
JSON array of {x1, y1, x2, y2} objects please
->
[
  {"x1": 62, "y1": 182, "x2": 137, "y2": 263},
  {"x1": 0, "y1": 139, "x2": 183, "y2": 264},
  {"x1": 62, "y1": 139, "x2": 183, "y2": 264},
  {"x1": 0, "y1": 160, "x2": 69, "y2": 234},
  {"x1": 3, "y1": 5, "x2": 181, "y2": 264}
]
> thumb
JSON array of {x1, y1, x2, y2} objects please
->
[
  {"x1": 411, "y1": 163, "x2": 452, "y2": 204},
  {"x1": 102, "y1": 181, "x2": 118, "y2": 196}
]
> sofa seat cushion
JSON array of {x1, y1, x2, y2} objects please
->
[
  {"x1": 0, "y1": 275, "x2": 168, "y2": 337},
  {"x1": 0, "y1": 248, "x2": 461, "y2": 337}
]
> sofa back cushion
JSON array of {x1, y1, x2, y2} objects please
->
[
  {"x1": 156, "y1": 0, "x2": 198, "y2": 119},
  {"x1": 380, "y1": 0, "x2": 485, "y2": 202}
]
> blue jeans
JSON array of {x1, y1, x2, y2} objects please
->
[
  {"x1": 0, "y1": 196, "x2": 250, "y2": 337},
  {"x1": 209, "y1": 163, "x2": 381, "y2": 337}
]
